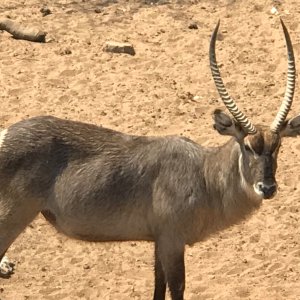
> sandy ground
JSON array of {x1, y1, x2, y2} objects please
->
[{"x1": 0, "y1": 0, "x2": 300, "y2": 299}]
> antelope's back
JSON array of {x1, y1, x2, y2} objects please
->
[{"x1": 0, "y1": 116, "x2": 134, "y2": 197}]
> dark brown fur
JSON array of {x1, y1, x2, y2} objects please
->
[{"x1": 0, "y1": 112, "x2": 300, "y2": 300}]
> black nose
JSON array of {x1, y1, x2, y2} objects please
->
[{"x1": 257, "y1": 182, "x2": 277, "y2": 199}]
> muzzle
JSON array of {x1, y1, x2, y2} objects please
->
[{"x1": 254, "y1": 181, "x2": 277, "y2": 199}]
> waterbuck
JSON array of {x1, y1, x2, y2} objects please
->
[{"x1": 0, "y1": 19, "x2": 299, "y2": 300}]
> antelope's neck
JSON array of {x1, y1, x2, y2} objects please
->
[{"x1": 204, "y1": 138, "x2": 262, "y2": 224}]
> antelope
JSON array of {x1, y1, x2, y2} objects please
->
[{"x1": 0, "y1": 19, "x2": 299, "y2": 300}]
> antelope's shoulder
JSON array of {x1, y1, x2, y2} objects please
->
[{"x1": 149, "y1": 135, "x2": 206, "y2": 165}]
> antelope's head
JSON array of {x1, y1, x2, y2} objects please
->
[{"x1": 210, "y1": 19, "x2": 300, "y2": 200}]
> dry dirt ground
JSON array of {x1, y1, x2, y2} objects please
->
[{"x1": 0, "y1": 0, "x2": 300, "y2": 299}]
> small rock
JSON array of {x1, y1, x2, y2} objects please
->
[
  {"x1": 60, "y1": 48, "x2": 72, "y2": 55},
  {"x1": 94, "y1": 8, "x2": 102, "y2": 13},
  {"x1": 103, "y1": 41, "x2": 135, "y2": 56},
  {"x1": 188, "y1": 22, "x2": 198, "y2": 30},
  {"x1": 83, "y1": 264, "x2": 91, "y2": 270},
  {"x1": 64, "y1": 8, "x2": 77, "y2": 14},
  {"x1": 40, "y1": 6, "x2": 52, "y2": 17},
  {"x1": 217, "y1": 33, "x2": 224, "y2": 41},
  {"x1": 270, "y1": 6, "x2": 279, "y2": 15}
]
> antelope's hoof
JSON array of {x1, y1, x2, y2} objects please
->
[{"x1": 0, "y1": 256, "x2": 14, "y2": 278}]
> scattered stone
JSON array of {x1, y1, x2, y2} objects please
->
[
  {"x1": 103, "y1": 41, "x2": 135, "y2": 56},
  {"x1": 192, "y1": 95, "x2": 201, "y2": 102},
  {"x1": 217, "y1": 33, "x2": 224, "y2": 41},
  {"x1": 271, "y1": 6, "x2": 279, "y2": 15},
  {"x1": 40, "y1": 6, "x2": 52, "y2": 17},
  {"x1": 65, "y1": 9, "x2": 77, "y2": 14},
  {"x1": 94, "y1": 8, "x2": 102, "y2": 13},
  {"x1": 188, "y1": 22, "x2": 198, "y2": 30},
  {"x1": 60, "y1": 48, "x2": 72, "y2": 55},
  {"x1": 83, "y1": 264, "x2": 91, "y2": 270}
]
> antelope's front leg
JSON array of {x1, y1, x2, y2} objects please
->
[
  {"x1": 156, "y1": 235, "x2": 185, "y2": 300},
  {"x1": 153, "y1": 242, "x2": 167, "y2": 300},
  {"x1": 0, "y1": 195, "x2": 42, "y2": 278}
]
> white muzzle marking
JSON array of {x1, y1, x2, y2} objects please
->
[
  {"x1": 0, "y1": 256, "x2": 14, "y2": 276},
  {"x1": 253, "y1": 183, "x2": 264, "y2": 197}
]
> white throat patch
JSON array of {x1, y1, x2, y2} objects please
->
[
  {"x1": 239, "y1": 153, "x2": 264, "y2": 199},
  {"x1": 238, "y1": 154, "x2": 248, "y2": 189}
]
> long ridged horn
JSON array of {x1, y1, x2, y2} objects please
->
[
  {"x1": 209, "y1": 20, "x2": 257, "y2": 134},
  {"x1": 270, "y1": 18, "x2": 296, "y2": 133}
]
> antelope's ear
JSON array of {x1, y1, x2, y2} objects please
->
[
  {"x1": 212, "y1": 109, "x2": 246, "y2": 140},
  {"x1": 280, "y1": 115, "x2": 300, "y2": 137}
]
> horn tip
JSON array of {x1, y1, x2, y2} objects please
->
[
  {"x1": 280, "y1": 17, "x2": 287, "y2": 29},
  {"x1": 212, "y1": 19, "x2": 221, "y2": 36}
]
